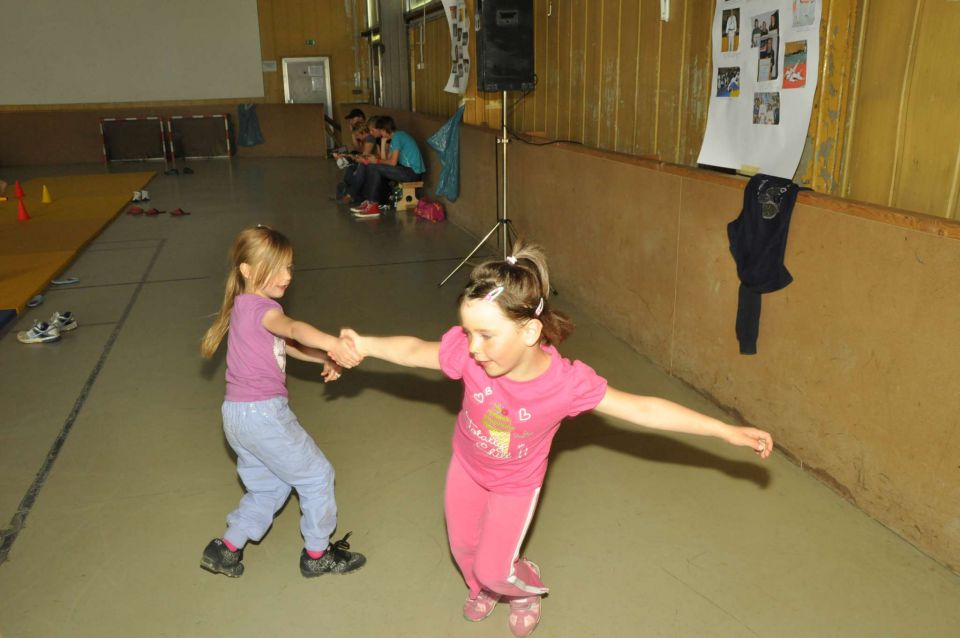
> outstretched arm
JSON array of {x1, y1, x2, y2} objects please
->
[
  {"x1": 262, "y1": 308, "x2": 360, "y2": 367},
  {"x1": 341, "y1": 328, "x2": 441, "y2": 370},
  {"x1": 594, "y1": 387, "x2": 773, "y2": 458}
]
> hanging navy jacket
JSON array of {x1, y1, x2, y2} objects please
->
[{"x1": 727, "y1": 174, "x2": 799, "y2": 354}]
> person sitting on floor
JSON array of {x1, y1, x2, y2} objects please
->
[
  {"x1": 335, "y1": 120, "x2": 379, "y2": 203},
  {"x1": 348, "y1": 115, "x2": 425, "y2": 218}
]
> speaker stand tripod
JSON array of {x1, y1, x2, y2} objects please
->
[{"x1": 439, "y1": 90, "x2": 516, "y2": 287}]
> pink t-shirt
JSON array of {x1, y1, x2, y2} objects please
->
[
  {"x1": 439, "y1": 326, "x2": 608, "y2": 493},
  {"x1": 224, "y1": 294, "x2": 287, "y2": 402}
]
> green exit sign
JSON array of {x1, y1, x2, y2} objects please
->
[{"x1": 305, "y1": 39, "x2": 316, "y2": 46}]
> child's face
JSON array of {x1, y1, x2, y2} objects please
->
[
  {"x1": 262, "y1": 261, "x2": 293, "y2": 299},
  {"x1": 459, "y1": 298, "x2": 538, "y2": 378},
  {"x1": 243, "y1": 259, "x2": 293, "y2": 299}
]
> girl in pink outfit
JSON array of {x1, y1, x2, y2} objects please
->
[{"x1": 342, "y1": 242, "x2": 773, "y2": 637}]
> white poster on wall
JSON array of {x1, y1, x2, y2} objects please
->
[
  {"x1": 442, "y1": 0, "x2": 470, "y2": 95},
  {"x1": 697, "y1": 0, "x2": 821, "y2": 179}
]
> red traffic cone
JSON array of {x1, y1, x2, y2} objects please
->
[
  {"x1": 14, "y1": 180, "x2": 25, "y2": 199},
  {"x1": 17, "y1": 199, "x2": 31, "y2": 221}
]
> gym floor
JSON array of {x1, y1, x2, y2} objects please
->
[{"x1": 1, "y1": 159, "x2": 958, "y2": 637}]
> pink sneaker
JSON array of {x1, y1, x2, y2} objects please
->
[
  {"x1": 463, "y1": 589, "x2": 500, "y2": 622},
  {"x1": 508, "y1": 560, "x2": 542, "y2": 636}
]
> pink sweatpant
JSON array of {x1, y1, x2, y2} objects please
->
[{"x1": 444, "y1": 455, "x2": 548, "y2": 598}]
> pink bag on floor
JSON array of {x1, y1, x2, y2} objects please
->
[{"x1": 415, "y1": 197, "x2": 446, "y2": 222}]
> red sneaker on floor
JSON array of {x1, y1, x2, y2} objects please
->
[{"x1": 352, "y1": 202, "x2": 381, "y2": 219}]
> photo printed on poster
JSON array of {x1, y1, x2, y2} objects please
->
[
  {"x1": 698, "y1": 0, "x2": 821, "y2": 179},
  {"x1": 443, "y1": 0, "x2": 470, "y2": 95}
]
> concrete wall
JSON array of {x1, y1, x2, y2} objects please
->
[{"x1": 381, "y1": 107, "x2": 960, "y2": 573}]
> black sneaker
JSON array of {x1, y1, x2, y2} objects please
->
[
  {"x1": 300, "y1": 532, "x2": 366, "y2": 577},
  {"x1": 200, "y1": 538, "x2": 244, "y2": 577}
]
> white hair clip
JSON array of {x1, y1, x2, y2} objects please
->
[
  {"x1": 505, "y1": 255, "x2": 518, "y2": 265},
  {"x1": 534, "y1": 296, "x2": 545, "y2": 317},
  {"x1": 483, "y1": 285, "x2": 505, "y2": 302}
]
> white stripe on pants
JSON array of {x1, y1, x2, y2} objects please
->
[{"x1": 221, "y1": 397, "x2": 337, "y2": 553}]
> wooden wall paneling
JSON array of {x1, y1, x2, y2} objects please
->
[
  {"x1": 461, "y1": 0, "x2": 487, "y2": 127},
  {"x1": 408, "y1": 24, "x2": 418, "y2": 111},
  {"x1": 677, "y1": 0, "x2": 712, "y2": 167},
  {"x1": 408, "y1": 24, "x2": 417, "y2": 111},
  {"x1": 598, "y1": 0, "x2": 622, "y2": 151},
  {"x1": 951, "y1": 147, "x2": 960, "y2": 220},
  {"x1": 441, "y1": 16, "x2": 455, "y2": 117},
  {"x1": 530, "y1": 0, "x2": 549, "y2": 133},
  {"x1": 543, "y1": 0, "x2": 560, "y2": 137},
  {"x1": 841, "y1": 0, "x2": 915, "y2": 207},
  {"x1": 615, "y1": 0, "x2": 641, "y2": 155},
  {"x1": 257, "y1": 0, "x2": 369, "y2": 120},
  {"x1": 429, "y1": 17, "x2": 443, "y2": 115},
  {"x1": 635, "y1": 2, "x2": 661, "y2": 156},
  {"x1": 655, "y1": 0, "x2": 687, "y2": 163},
  {"x1": 303, "y1": 0, "x2": 318, "y2": 49},
  {"x1": 258, "y1": 1, "x2": 279, "y2": 103},
  {"x1": 800, "y1": 0, "x2": 859, "y2": 195},
  {"x1": 561, "y1": 0, "x2": 580, "y2": 142},
  {"x1": 283, "y1": 1, "x2": 302, "y2": 58},
  {"x1": 581, "y1": 0, "x2": 603, "y2": 147},
  {"x1": 894, "y1": 1, "x2": 960, "y2": 218},
  {"x1": 886, "y1": 1, "x2": 924, "y2": 208}
]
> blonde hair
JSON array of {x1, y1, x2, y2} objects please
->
[
  {"x1": 460, "y1": 240, "x2": 574, "y2": 345},
  {"x1": 200, "y1": 226, "x2": 293, "y2": 358}
]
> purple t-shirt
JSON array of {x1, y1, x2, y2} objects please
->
[
  {"x1": 439, "y1": 326, "x2": 608, "y2": 493},
  {"x1": 225, "y1": 294, "x2": 287, "y2": 402}
]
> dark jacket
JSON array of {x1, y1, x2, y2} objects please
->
[{"x1": 727, "y1": 174, "x2": 799, "y2": 354}]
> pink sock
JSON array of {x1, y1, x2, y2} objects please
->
[
  {"x1": 306, "y1": 549, "x2": 326, "y2": 559},
  {"x1": 222, "y1": 538, "x2": 239, "y2": 552}
]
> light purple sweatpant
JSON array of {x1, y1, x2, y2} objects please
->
[
  {"x1": 220, "y1": 398, "x2": 337, "y2": 553},
  {"x1": 444, "y1": 454, "x2": 548, "y2": 598}
]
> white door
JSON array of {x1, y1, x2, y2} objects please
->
[{"x1": 282, "y1": 56, "x2": 333, "y2": 116}]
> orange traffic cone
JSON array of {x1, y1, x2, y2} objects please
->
[
  {"x1": 17, "y1": 199, "x2": 31, "y2": 221},
  {"x1": 41, "y1": 185, "x2": 52, "y2": 203},
  {"x1": 14, "y1": 180, "x2": 25, "y2": 199}
]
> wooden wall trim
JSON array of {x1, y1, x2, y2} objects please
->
[
  {"x1": 525, "y1": 139, "x2": 960, "y2": 241},
  {"x1": 376, "y1": 106, "x2": 960, "y2": 240}
]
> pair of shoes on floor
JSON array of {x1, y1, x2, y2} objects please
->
[
  {"x1": 127, "y1": 206, "x2": 165, "y2": 216},
  {"x1": 200, "y1": 532, "x2": 366, "y2": 579},
  {"x1": 461, "y1": 560, "x2": 543, "y2": 636},
  {"x1": 131, "y1": 190, "x2": 150, "y2": 202},
  {"x1": 350, "y1": 201, "x2": 381, "y2": 219},
  {"x1": 17, "y1": 312, "x2": 78, "y2": 344}
]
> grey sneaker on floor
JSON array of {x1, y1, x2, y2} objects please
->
[
  {"x1": 200, "y1": 539, "x2": 244, "y2": 577},
  {"x1": 17, "y1": 320, "x2": 60, "y2": 344},
  {"x1": 50, "y1": 311, "x2": 77, "y2": 332},
  {"x1": 300, "y1": 532, "x2": 366, "y2": 577}
]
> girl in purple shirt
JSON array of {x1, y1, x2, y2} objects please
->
[
  {"x1": 198, "y1": 225, "x2": 366, "y2": 579},
  {"x1": 342, "y1": 241, "x2": 773, "y2": 637}
]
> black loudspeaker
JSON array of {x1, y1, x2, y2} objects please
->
[{"x1": 476, "y1": 0, "x2": 534, "y2": 92}]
